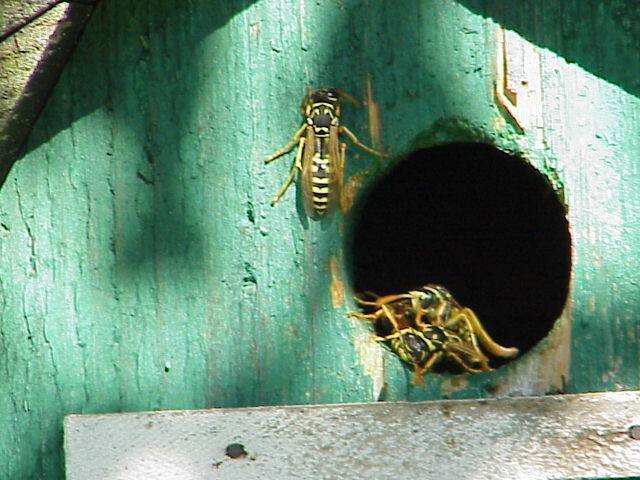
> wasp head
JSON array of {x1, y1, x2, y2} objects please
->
[
  {"x1": 408, "y1": 284, "x2": 451, "y2": 321},
  {"x1": 309, "y1": 88, "x2": 340, "y2": 105},
  {"x1": 302, "y1": 88, "x2": 340, "y2": 116},
  {"x1": 391, "y1": 332, "x2": 429, "y2": 365},
  {"x1": 390, "y1": 327, "x2": 445, "y2": 367}
]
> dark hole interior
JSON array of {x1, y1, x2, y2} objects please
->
[{"x1": 348, "y1": 142, "x2": 571, "y2": 356}]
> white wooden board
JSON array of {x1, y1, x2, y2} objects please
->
[{"x1": 64, "y1": 391, "x2": 640, "y2": 479}]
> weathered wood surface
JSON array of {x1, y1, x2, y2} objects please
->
[
  {"x1": 0, "y1": 0, "x2": 638, "y2": 478},
  {"x1": 65, "y1": 392, "x2": 640, "y2": 480}
]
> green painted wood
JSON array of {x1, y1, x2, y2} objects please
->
[{"x1": 0, "y1": 0, "x2": 638, "y2": 478}]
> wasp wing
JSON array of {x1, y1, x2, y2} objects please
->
[
  {"x1": 300, "y1": 125, "x2": 318, "y2": 216},
  {"x1": 445, "y1": 340, "x2": 491, "y2": 372},
  {"x1": 328, "y1": 123, "x2": 344, "y2": 215}
]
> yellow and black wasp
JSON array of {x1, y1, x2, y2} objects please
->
[
  {"x1": 265, "y1": 87, "x2": 388, "y2": 217},
  {"x1": 351, "y1": 284, "x2": 519, "y2": 384}
]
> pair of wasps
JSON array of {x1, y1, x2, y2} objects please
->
[
  {"x1": 265, "y1": 87, "x2": 387, "y2": 217},
  {"x1": 352, "y1": 284, "x2": 519, "y2": 383}
]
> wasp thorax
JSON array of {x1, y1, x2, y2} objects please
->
[
  {"x1": 418, "y1": 290, "x2": 437, "y2": 309},
  {"x1": 401, "y1": 333, "x2": 428, "y2": 360},
  {"x1": 417, "y1": 285, "x2": 452, "y2": 311},
  {"x1": 312, "y1": 113, "x2": 332, "y2": 128},
  {"x1": 423, "y1": 325, "x2": 447, "y2": 344}
]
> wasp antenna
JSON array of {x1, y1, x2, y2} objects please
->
[
  {"x1": 352, "y1": 291, "x2": 380, "y2": 305},
  {"x1": 335, "y1": 89, "x2": 361, "y2": 107},
  {"x1": 353, "y1": 296, "x2": 380, "y2": 307}
]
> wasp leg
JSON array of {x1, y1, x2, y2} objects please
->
[
  {"x1": 448, "y1": 308, "x2": 519, "y2": 359},
  {"x1": 381, "y1": 304, "x2": 402, "y2": 331},
  {"x1": 350, "y1": 301, "x2": 403, "y2": 331},
  {"x1": 414, "y1": 306, "x2": 427, "y2": 327},
  {"x1": 428, "y1": 297, "x2": 456, "y2": 327},
  {"x1": 373, "y1": 332, "x2": 398, "y2": 343},
  {"x1": 370, "y1": 293, "x2": 414, "y2": 305},
  {"x1": 265, "y1": 123, "x2": 307, "y2": 163},
  {"x1": 338, "y1": 142, "x2": 346, "y2": 177},
  {"x1": 354, "y1": 291, "x2": 414, "y2": 308},
  {"x1": 340, "y1": 125, "x2": 389, "y2": 158},
  {"x1": 445, "y1": 350, "x2": 490, "y2": 373},
  {"x1": 349, "y1": 310, "x2": 384, "y2": 321},
  {"x1": 442, "y1": 314, "x2": 483, "y2": 353},
  {"x1": 411, "y1": 363, "x2": 426, "y2": 386},
  {"x1": 270, "y1": 137, "x2": 306, "y2": 205},
  {"x1": 353, "y1": 292, "x2": 381, "y2": 306},
  {"x1": 373, "y1": 331, "x2": 399, "y2": 344},
  {"x1": 418, "y1": 350, "x2": 443, "y2": 376}
]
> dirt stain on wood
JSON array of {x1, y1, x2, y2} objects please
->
[
  {"x1": 340, "y1": 172, "x2": 366, "y2": 214},
  {"x1": 329, "y1": 256, "x2": 345, "y2": 307},
  {"x1": 365, "y1": 74, "x2": 383, "y2": 150}
]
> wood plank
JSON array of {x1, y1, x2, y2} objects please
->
[{"x1": 64, "y1": 391, "x2": 640, "y2": 480}]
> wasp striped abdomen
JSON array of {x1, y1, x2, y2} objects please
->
[{"x1": 310, "y1": 155, "x2": 331, "y2": 214}]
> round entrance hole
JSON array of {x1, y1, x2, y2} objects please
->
[{"x1": 348, "y1": 143, "x2": 571, "y2": 357}]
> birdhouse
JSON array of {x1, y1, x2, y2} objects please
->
[{"x1": 1, "y1": 1, "x2": 638, "y2": 478}]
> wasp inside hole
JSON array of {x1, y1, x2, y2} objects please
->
[
  {"x1": 265, "y1": 87, "x2": 389, "y2": 217},
  {"x1": 350, "y1": 284, "x2": 519, "y2": 384}
]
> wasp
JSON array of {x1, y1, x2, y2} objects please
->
[
  {"x1": 265, "y1": 87, "x2": 388, "y2": 217},
  {"x1": 350, "y1": 284, "x2": 519, "y2": 383}
]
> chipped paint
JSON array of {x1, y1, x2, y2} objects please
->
[
  {"x1": 490, "y1": 302, "x2": 572, "y2": 397},
  {"x1": 339, "y1": 172, "x2": 366, "y2": 214},
  {"x1": 329, "y1": 256, "x2": 344, "y2": 307},
  {"x1": 350, "y1": 316, "x2": 385, "y2": 400},
  {"x1": 440, "y1": 375, "x2": 470, "y2": 397},
  {"x1": 364, "y1": 74, "x2": 383, "y2": 150}
]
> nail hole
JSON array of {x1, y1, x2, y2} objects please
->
[
  {"x1": 347, "y1": 142, "x2": 571, "y2": 359},
  {"x1": 225, "y1": 443, "x2": 248, "y2": 459}
]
